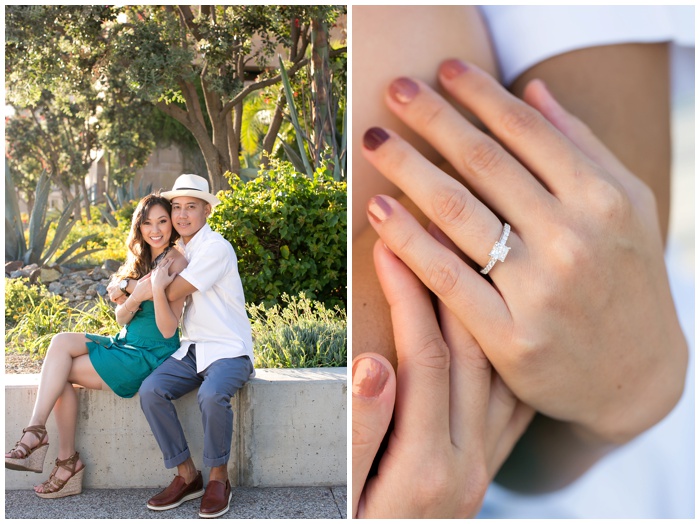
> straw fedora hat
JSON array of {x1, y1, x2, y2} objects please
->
[{"x1": 161, "y1": 174, "x2": 220, "y2": 208}]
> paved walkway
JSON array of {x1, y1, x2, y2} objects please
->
[{"x1": 5, "y1": 486, "x2": 346, "y2": 519}]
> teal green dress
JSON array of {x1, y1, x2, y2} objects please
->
[{"x1": 86, "y1": 300, "x2": 180, "y2": 398}]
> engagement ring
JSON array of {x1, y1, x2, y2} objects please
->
[{"x1": 480, "y1": 223, "x2": 511, "y2": 275}]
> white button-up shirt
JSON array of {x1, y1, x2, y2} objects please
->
[{"x1": 170, "y1": 224, "x2": 255, "y2": 374}]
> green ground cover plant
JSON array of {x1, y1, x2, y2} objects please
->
[{"x1": 248, "y1": 293, "x2": 346, "y2": 368}]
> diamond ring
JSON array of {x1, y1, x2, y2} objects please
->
[{"x1": 480, "y1": 223, "x2": 511, "y2": 275}]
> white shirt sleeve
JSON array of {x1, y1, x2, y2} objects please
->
[
  {"x1": 479, "y1": 5, "x2": 695, "y2": 85},
  {"x1": 178, "y1": 240, "x2": 232, "y2": 293}
]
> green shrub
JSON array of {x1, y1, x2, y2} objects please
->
[
  {"x1": 5, "y1": 291, "x2": 72, "y2": 357},
  {"x1": 4, "y1": 277, "x2": 54, "y2": 328},
  {"x1": 210, "y1": 159, "x2": 346, "y2": 308},
  {"x1": 114, "y1": 200, "x2": 138, "y2": 229},
  {"x1": 248, "y1": 293, "x2": 346, "y2": 368}
]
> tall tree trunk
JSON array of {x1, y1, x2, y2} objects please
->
[
  {"x1": 228, "y1": 101, "x2": 243, "y2": 181},
  {"x1": 211, "y1": 122, "x2": 231, "y2": 193},
  {"x1": 311, "y1": 18, "x2": 334, "y2": 165}
]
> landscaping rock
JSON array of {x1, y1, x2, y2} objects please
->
[
  {"x1": 48, "y1": 281, "x2": 65, "y2": 294},
  {"x1": 90, "y1": 268, "x2": 109, "y2": 280},
  {"x1": 77, "y1": 281, "x2": 93, "y2": 292},
  {"x1": 102, "y1": 260, "x2": 121, "y2": 273},
  {"x1": 6, "y1": 262, "x2": 116, "y2": 308},
  {"x1": 5, "y1": 260, "x2": 23, "y2": 274},
  {"x1": 40, "y1": 268, "x2": 62, "y2": 283}
]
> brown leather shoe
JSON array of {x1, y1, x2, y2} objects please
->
[
  {"x1": 199, "y1": 479, "x2": 232, "y2": 518},
  {"x1": 147, "y1": 471, "x2": 205, "y2": 511}
]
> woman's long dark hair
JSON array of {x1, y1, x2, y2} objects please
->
[{"x1": 112, "y1": 194, "x2": 179, "y2": 283}]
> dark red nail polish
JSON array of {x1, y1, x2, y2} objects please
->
[
  {"x1": 363, "y1": 127, "x2": 390, "y2": 151},
  {"x1": 441, "y1": 59, "x2": 469, "y2": 80},
  {"x1": 389, "y1": 77, "x2": 419, "y2": 104}
]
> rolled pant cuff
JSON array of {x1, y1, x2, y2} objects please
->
[
  {"x1": 203, "y1": 451, "x2": 231, "y2": 468},
  {"x1": 164, "y1": 447, "x2": 191, "y2": 470}
]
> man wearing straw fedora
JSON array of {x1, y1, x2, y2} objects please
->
[{"x1": 113, "y1": 174, "x2": 254, "y2": 518}]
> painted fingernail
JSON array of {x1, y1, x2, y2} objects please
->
[
  {"x1": 363, "y1": 127, "x2": 390, "y2": 151},
  {"x1": 352, "y1": 356, "x2": 390, "y2": 398},
  {"x1": 367, "y1": 195, "x2": 392, "y2": 223},
  {"x1": 441, "y1": 59, "x2": 469, "y2": 80},
  {"x1": 389, "y1": 77, "x2": 419, "y2": 104}
]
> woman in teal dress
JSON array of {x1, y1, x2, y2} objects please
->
[{"x1": 5, "y1": 194, "x2": 188, "y2": 499}]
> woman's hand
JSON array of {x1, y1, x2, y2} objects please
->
[
  {"x1": 129, "y1": 273, "x2": 153, "y2": 304},
  {"x1": 362, "y1": 60, "x2": 687, "y2": 444},
  {"x1": 352, "y1": 239, "x2": 533, "y2": 518},
  {"x1": 151, "y1": 257, "x2": 177, "y2": 291}
]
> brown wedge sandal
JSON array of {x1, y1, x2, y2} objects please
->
[
  {"x1": 5, "y1": 425, "x2": 49, "y2": 473},
  {"x1": 35, "y1": 451, "x2": 85, "y2": 499}
]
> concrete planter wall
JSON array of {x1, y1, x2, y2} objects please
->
[{"x1": 5, "y1": 368, "x2": 347, "y2": 490}]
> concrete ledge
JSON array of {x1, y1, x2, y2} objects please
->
[{"x1": 5, "y1": 368, "x2": 347, "y2": 490}]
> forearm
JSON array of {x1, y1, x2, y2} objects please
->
[
  {"x1": 153, "y1": 286, "x2": 179, "y2": 339},
  {"x1": 165, "y1": 275, "x2": 197, "y2": 303},
  {"x1": 494, "y1": 414, "x2": 617, "y2": 493},
  {"x1": 108, "y1": 277, "x2": 137, "y2": 303},
  {"x1": 115, "y1": 296, "x2": 141, "y2": 326}
]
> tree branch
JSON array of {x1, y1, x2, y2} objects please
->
[
  {"x1": 154, "y1": 99, "x2": 190, "y2": 124},
  {"x1": 177, "y1": 5, "x2": 204, "y2": 42},
  {"x1": 221, "y1": 56, "x2": 312, "y2": 116}
]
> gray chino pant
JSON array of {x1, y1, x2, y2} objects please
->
[{"x1": 139, "y1": 344, "x2": 253, "y2": 469}]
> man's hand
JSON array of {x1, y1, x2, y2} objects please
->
[{"x1": 107, "y1": 280, "x2": 125, "y2": 303}]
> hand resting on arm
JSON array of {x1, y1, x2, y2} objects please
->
[{"x1": 361, "y1": 60, "x2": 687, "y2": 487}]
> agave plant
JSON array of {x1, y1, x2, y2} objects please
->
[
  {"x1": 5, "y1": 164, "x2": 102, "y2": 266},
  {"x1": 100, "y1": 178, "x2": 153, "y2": 227},
  {"x1": 278, "y1": 53, "x2": 346, "y2": 181}
]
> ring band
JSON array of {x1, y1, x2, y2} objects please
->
[{"x1": 480, "y1": 223, "x2": 511, "y2": 275}]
